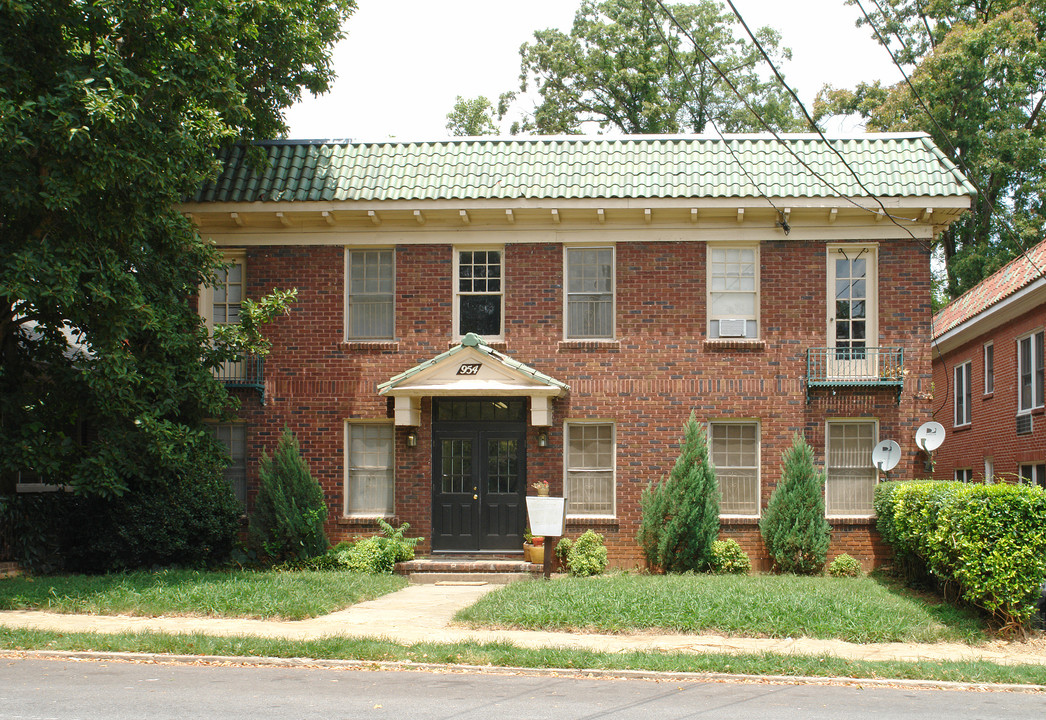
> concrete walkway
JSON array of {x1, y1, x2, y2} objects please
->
[{"x1": 2, "y1": 583, "x2": 1044, "y2": 667}]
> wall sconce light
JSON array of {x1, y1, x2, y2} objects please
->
[
  {"x1": 537, "y1": 432, "x2": 549, "y2": 448},
  {"x1": 406, "y1": 431, "x2": 418, "y2": 448}
]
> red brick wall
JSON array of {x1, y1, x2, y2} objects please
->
[
  {"x1": 227, "y1": 238, "x2": 933, "y2": 569},
  {"x1": 931, "y1": 300, "x2": 1046, "y2": 482}
]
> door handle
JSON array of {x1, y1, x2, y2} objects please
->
[{"x1": 473, "y1": 494, "x2": 478, "y2": 500}]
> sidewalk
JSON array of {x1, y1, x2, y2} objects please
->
[{"x1": 2, "y1": 582, "x2": 1044, "y2": 667}]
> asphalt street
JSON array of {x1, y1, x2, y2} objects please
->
[{"x1": 0, "y1": 657, "x2": 1042, "y2": 720}]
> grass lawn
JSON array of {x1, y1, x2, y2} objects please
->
[
  {"x1": 455, "y1": 573, "x2": 989, "y2": 644},
  {"x1": 2, "y1": 627, "x2": 1043, "y2": 687},
  {"x1": 0, "y1": 570, "x2": 407, "y2": 621}
]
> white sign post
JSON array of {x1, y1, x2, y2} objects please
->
[{"x1": 526, "y1": 496, "x2": 566, "y2": 579}]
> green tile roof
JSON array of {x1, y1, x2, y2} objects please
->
[{"x1": 192, "y1": 133, "x2": 974, "y2": 204}]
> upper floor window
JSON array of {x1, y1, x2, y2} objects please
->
[
  {"x1": 345, "y1": 422, "x2": 394, "y2": 516},
  {"x1": 825, "y1": 419, "x2": 877, "y2": 517},
  {"x1": 983, "y1": 342, "x2": 994, "y2": 395},
  {"x1": 566, "y1": 247, "x2": 614, "y2": 339},
  {"x1": 828, "y1": 246, "x2": 878, "y2": 354},
  {"x1": 201, "y1": 253, "x2": 245, "y2": 331},
  {"x1": 708, "y1": 246, "x2": 758, "y2": 339},
  {"x1": 709, "y1": 421, "x2": 759, "y2": 516},
  {"x1": 1018, "y1": 330, "x2": 1044, "y2": 413},
  {"x1": 564, "y1": 421, "x2": 615, "y2": 516},
  {"x1": 456, "y1": 249, "x2": 502, "y2": 338},
  {"x1": 347, "y1": 250, "x2": 394, "y2": 340},
  {"x1": 954, "y1": 361, "x2": 972, "y2": 426}
]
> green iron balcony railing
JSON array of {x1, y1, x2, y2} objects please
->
[
  {"x1": 806, "y1": 347, "x2": 904, "y2": 404},
  {"x1": 215, "y1": 354, "x2": 265, "y2": 400}
]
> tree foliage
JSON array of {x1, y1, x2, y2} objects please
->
[
  {"x1": 502, "y1": 0, "x2": 803, "y2": 135},
  {"x1": 446, "y1": 95, "x2": 499, "y2": 136},
  {"x1": 759, "y1": 433, "x2": 831, "y2": 575},
  {"x1": 815, "y1": 1, "x2": 1046, "y2": 299},
  {"x1": 637, "y1": 412, "x2": 720, "y2": 572},
  {"x1": 0, "y1": 0, "x2": 355, "y2": 498}
]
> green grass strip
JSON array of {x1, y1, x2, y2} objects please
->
[
  {"x1": 0, "y1": 571, "x2": 407, "y2": 621},
  {"x1": 1, "y1": 627, "x2": 1043, "y2": 687},
  {"x1": 456, "y1": 574, "x2": 989, "y2": 644}
]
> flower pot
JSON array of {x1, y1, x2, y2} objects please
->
[{"x1": 527, "y1": 543, "x2": 544, "y2": 565}]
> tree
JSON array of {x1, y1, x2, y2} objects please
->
[
  {"x1": 446, "y1": 95, "x2": 499, "y2": 136},
  {"x1": 502, "y1": 0, "x2": 803, "y2": 135},
  {"x1": 637, "y1": 412, "x2": 720, "y2": 572},
  {"x1": 0, "y1": 0, "x2": 356, "y2": 501},
  {"x1": 815, "y1": 1, "x2": 1046, "y2": 300},
  {"x1": 759, "y1": 434, "x2": 831, "y2": 574},
  {"x1": 250, "y1": 428, "x2": 328, "y2": 561}
]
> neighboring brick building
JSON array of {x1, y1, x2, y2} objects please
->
[
  {"x1": 184, "y1": 134, "x2": 973, "y2": 569},
  {"x1": 930, "y1": 239, "x2": 1046, "y2": 486}
]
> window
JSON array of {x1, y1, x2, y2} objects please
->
[
  {"x1": 954, "y1": 361, "x2": 972, "y2": 426},
  {"x1": 206, "y1": 423, "x2": 247, "y2": 503},
  {"x1": 983, "y1": 342, "x2": 994, "y2": 395},
  {"x1": 709, "y1": 422, "x2": 759, "y2": 516},
  {"x1": 984, "y1": 457, "x2": 994, "y2": 483},
  {"x1": 201, "y1": 254, "x2": 245, "y2": 331},
  {"x1": 828, "y1": 246, "x2": 878, "y2": 355},
  {"x1": 345, "y1": 423, "x2": 394, "y2": 516},
  {"x1": 708, "y1": 246, "x2": 758, "y2": 338},
  {"x1": 564, "y1": 422, "x2": 615, "y2": 516},
  {"x1": 825, "y1": 420, "x2": 877, "y2": 516},
  {"x1": 566, "y1": 247, "x2": 614, "y2": 339},
  {"x1": 455, "y1": 249, "x2": 502, "y2": 338},
  {"x1": 1018, "y1": 330, "x2": 1044, "y2": 413},
  {"x1": 954, "y1": 468, "x2": 973, "y2": 483},
  {"x1": 1018, "y1": 463, "x2": 1045, "y2": 488},
  {"x1": 347, "y1": 250, "x2": 394, "y2": 339}
]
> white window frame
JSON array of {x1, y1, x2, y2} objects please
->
[
  {"x1": 564, "y1": 246, "x2": 615, "y2": 340},
  {"x1": 199, "y1": 251, "x2": 246, "y2": 332},
  {"x1": 1017, "y1": 329, "x2": 1044, "y2": 414},
  {"x1": 954, "y1": 468, "x2": 973, "y2": 483},
  {"x1": 825, "y1": 418, "x2": 878, "y2": 518},
  {"x1": 984, "y1": 457, "x2": 994, "y2": 483},
  {"x1": 453, "y1": 246, "x2": 504, "y2": 341},
  {"x1": 954, "y1": 361, "x2": 972, "y2": 427},
  {"x1": 707, "y1": 245, "x2": 760, "y2": 339},
  {"x1": 709, "y1": 420, "x2": 760, "y2": 518},
  {"x1": 827, "y1": 244, "x2": 879, "y2": 352},
  {"x1": 344, "y1": 421, "x2": 395, "y2": 518},
  {"x1": 206, "y1": 422, "x2": 248, "y2": 504},
  {"x1": 1018, "y1": 462, "x2": 1045, "y2": 488},
  {"x1": 983, "y1": 341, "x2": 994, "y2": 395},
  {"x1": 345, "y1": 248, "x2": 395, "y2": 341},
  {"x1": 563, "y1": 420, "x2": 616, "y2": 518}
]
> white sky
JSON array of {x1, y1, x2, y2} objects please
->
[{"x1": 285, "y1": 0, "x2": 903, "y2": 141}]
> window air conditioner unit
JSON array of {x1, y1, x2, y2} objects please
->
[
  {"x1": 718, "y1": 318, "x2": 747, "y2": 338},
  {"x1": 1017, "y1": 414, "x2": 1033, "y2": 436}
]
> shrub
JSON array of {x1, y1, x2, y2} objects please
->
[
  {"x1": 828, "y1": 553, "x2": 862, "y2": 578},
  {"x1": 759, "y1": 433, "x2": 831, "y2": 574},
  {"x1": 555, "y1": 537, "x2": 573, "y2": 565},
  {"x1": 337, "y1": 521, "x2": 420, "y2": 574},
  {"x1": 0, "y1": 493, "x2": 67, "y2": 574},
  {"x1": 874, "y1": 480, "x2": 1046, "y2": 630},
  {"x1": 637, "y1": 413, "x2": 720, "y2": 572},
  {"x1": 708, "y1": 539, "x2": 751, "y2": 575},
  {"x1": 566, "y1": 530, "x2": 608, "y2": 577},
  {"x1": 249, "y1": 428, "x2": 328, "y2": 562}
]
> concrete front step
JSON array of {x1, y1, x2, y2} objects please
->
[{"x1": 395, "y1": 558, "x2": 544, "y2": 584}]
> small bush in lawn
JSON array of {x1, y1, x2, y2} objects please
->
[
  {"x1": 339, "y1": 521, "x2": 420, "y2": 574},
  {"x1": 555, "y1": 537, "x2": 573, "y2": 565},
  {"x1": 759, "y1": 433, "x2": 831, "y2": 575},
  {"x1": 566, "y1": 530, "x2": 608, "y2": 577},
  {"x1": 637, "y1": 412, "x2": 720, "y2": 572},
  {"x1": 828, "y1": 553, "x2": 862, "y2": 578},
  {"x1": 250, "y1": 428, "x2": 328, "y2": 562},
  {"x1": 709, "y1": 539, "x2": 751, "y2": 575}
]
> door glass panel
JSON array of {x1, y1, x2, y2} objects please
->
[
  {"x1": 486, "y1": 439, "x2": 519, "y2": 494},
  {"x1": 441, "y1": 439, "x2": 471, "y2": 494}
]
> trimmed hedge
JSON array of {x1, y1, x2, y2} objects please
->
[{"x1": 874, "y1": 480, "x2": 1046, "y2": 629}]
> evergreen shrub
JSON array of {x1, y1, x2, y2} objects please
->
[
  {"x1": 874, "y1": 480, "x2": 1046, "y2": 629},
  {"x1": 249, "y1": 428, "x2": 328, "y2": 561},
  {"x1": 709, "y1": 539, "x2": 751, "y2": 575},
  {"x1": 637, "y1": 412, "x2": 720, "y2": 572},
  {"x1": 759, "y1": 433, "x2": 831, "y2": 574}
]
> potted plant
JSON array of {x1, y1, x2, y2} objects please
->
[
  {"x1": 531, "y1": 480, "x2": 550, "y2": 496},
  {"x1": 522, "y1": 528, "x2": 544, "y2": 564}
]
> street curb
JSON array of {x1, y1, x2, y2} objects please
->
[{"x1": 5, "y1": 649, "x2": 1045, "y2": 694}]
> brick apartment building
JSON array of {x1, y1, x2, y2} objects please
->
[
  {"x1": 931, "y1": 238, "x2": 1046, "y2": 486},
  {"x1": 185, "y1": 134, "x2": 973, "y2": 569}
]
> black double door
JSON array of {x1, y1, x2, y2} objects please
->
[{"x1": 431, "y1": 400, "x2": 526, "y2": 552}]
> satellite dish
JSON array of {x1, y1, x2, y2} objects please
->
[
  {"x1": 915, "y1": 422, "x2": 946, "y2": 452},
  {"x1": 872, "y1": 440, "x2": 902, "y2": 473}
]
